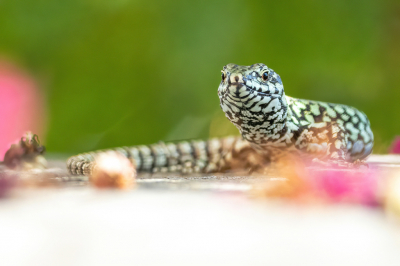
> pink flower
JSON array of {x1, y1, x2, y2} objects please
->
[
  {"x1": 0, "y1": 172, "x2": 17, "y2": 198},
  {"x1": 389, "y1": 136, "x2": 400, "y2": 154},
  {"x1": 0, "y1": 61, "x2": 46, "y2": 160},
  {"x1": 309, "y1": 168, "x2": 380, "y2": 206}
]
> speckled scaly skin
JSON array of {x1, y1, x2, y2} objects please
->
[
  {"x1": 67, "y1": 63, "x2": 373, "y2": 176},
  {"x1": 218, "y1": 63, "x2": 373, "y2": 163}
]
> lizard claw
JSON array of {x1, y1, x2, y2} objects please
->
[
  {"x1": 351, "y1": 159, "x2": 369, "y2": 169},
  {"x1": 311, "y1": 158, "x2": 368, "y2": 169}
]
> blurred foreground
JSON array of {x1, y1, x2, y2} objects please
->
[
  {"x1": 1, "y1": 155, "x2": 400, "y2": 265},
  {"x1": 1, "y1": 188, "x2": 399, "y2": 266}
]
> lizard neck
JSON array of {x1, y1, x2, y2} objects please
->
[{"x1": 232, "y1": 94, "x2": 290, "y2": 146}]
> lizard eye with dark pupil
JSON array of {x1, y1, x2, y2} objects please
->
[
  {"x1": 221, "y1": 72, "x2": 226, "y2": 81},
  {"x1": 262, "y1": 72, "x2": 269, "y2": 81}
]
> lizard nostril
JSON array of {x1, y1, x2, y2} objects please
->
[{"x1": 235, "y1": 76, "x2": 239, "y2": 82}]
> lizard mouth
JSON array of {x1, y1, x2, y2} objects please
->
[
  {"x1": 220, "y1": 82, "x2": 281, "y2": 102},
  {"x1": 219, "y1": 81, "x2": 285, "y2": 121}
]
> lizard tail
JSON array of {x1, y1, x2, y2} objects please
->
[{"x1": 67, "y1": 137, "x2": 241, "y2": 177}]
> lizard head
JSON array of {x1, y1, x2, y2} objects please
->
[{"x1": 218, "y1": 63, "x2": 288, "y2": 139}]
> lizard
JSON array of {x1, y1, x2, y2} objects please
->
[{"x1": 67, "y1": 63, "x2": 374, "y2": 177}]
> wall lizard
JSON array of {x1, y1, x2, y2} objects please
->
[{"x1": 67, "y1": 63, "x2": 373, "y2": 176}]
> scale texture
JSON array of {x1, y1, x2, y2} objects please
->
[{"x1": 67, "y1": 63, "x2": 374, "y2": 176}]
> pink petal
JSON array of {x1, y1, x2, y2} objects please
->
[
  {"x1": 389, "y1": 136, "x2": 400, "y2": 154},
  {"x1": 0, "y1": 61, "x2": 46, "y2": 159}
]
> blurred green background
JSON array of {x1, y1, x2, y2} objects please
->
[{"x1": 0, "y1": 0, "x2": 399, "y2": 154}]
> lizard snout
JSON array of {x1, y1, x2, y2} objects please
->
[{"x1": 228, "y1": 73, "x2": 244, "y2": 84}]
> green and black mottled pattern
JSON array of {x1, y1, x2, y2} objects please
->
[
  {"x1": 67, "y1": 137, "x2": 249, "y2": 176},
  {"x1": 218, "y1": 63, "x2": 373, "y2": 163},
  {"x1": 67, "y1": 63, "x2": 373, "y2": 176}
]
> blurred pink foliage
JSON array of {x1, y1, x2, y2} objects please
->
[
  {"x1": 0, "y1": 61, "x2": 46, "y2": 160},
  {"x1": 0, "y1": 172, "x2": 17, "y2": 198},
  {"x1": 389, "y1": 136, "x2": 400, "y2": 154},
  {"x1": 309, "y1": 168, "x2": 380, "y2": 206}
]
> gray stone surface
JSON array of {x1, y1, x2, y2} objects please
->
[{"x1": 0, "y1": 155, "x2": 400, "y2": 265}]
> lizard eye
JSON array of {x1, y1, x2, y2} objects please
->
[
  {"x1": 262, "y1": 71, "x2": 269, "y2": 81},
  {"x1": 221, "y1": 71, "x2": 226, "y2": 81}
]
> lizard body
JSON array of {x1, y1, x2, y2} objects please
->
[{"x1": 67, "y1": 63, "x2": 373, "y2": 176}]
